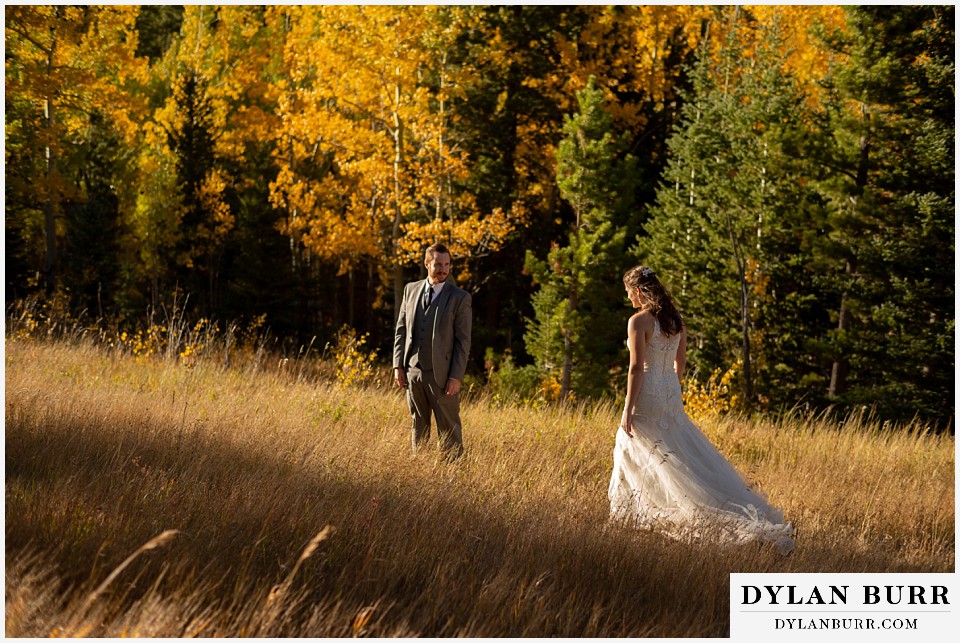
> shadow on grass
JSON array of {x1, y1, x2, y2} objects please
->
[{"x1": 5, "y1": 394, "x2": 916, "y2": 637}]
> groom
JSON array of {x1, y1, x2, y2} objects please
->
[{"x1": 393, "y1": 244, "x2": 472, "y2": 458}]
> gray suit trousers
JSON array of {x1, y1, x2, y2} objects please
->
[{"x1": 406, "y1": 366, "x2": 463, "y2": 457}]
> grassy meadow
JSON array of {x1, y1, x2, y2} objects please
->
[{"x1": 5, "y1": 337, "x2": 955, "y2": 637}]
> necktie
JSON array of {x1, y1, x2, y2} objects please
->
[{"x1": 423, "y1": 284, "x2": 434, "y2": 309}]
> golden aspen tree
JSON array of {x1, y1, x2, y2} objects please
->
[
  {"x1": 269, "y1": 6, "x2": 515, "y2": 316},
  {"x1": 178, "y1": 5, "x2": 285, "y2": 164},
  {"x1": 460, "y1": 5, "x2": 709, "y2": 238},
  {"x1": 451, "y1": 6, "x2": 560, "y2": 230},
  {"x1": 750, "y1": 6, "x2": 848, "y2": 88},
  {"x1": 552, "y1": 5, "x2": 712, "y2": 131},
  {"x1": 704, "y1": 5, "x2": 848, "y2": 106},
  {"x1": 548, "y1": 6, "x2": 845, "y2": 136},
  {"x1": 133, "y1": 6, "x2": 285, "y2": 308},
  {"x1": 6, "y1": 5, "x2": 147, "y2": 292}
]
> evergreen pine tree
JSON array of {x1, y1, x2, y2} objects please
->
[
  {"x1": 62, "y1": 111, "x2": 123, "y2": 318},
  {"x1": 810, "y1": 6, "x2": 954, "y2": 424},
  {"x1": 525, "y1": 76, "x2": 638, "y2": 398},
  {"x1": 166, "y1": 72, "x2": 221, "y2": 312},
  {"x1": 638, "y1": 14, "x2": 818, "y2": 409}
]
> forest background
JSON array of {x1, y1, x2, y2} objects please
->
[{"x1": 5, "y1": 4, "x2": 954, "y2": 427}]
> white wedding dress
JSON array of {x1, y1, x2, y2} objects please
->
[{"x1": 608, "y1": 320, "x2": 796, "y2": 555}]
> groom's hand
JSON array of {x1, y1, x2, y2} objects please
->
[
  {"x1": 444, "y1": 378, "x2": 461, "y2": 396},
  {"x1": 394, "y1": 368, "x2": 408, "y2": 389}
]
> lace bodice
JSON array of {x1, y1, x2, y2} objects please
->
[
  {"x1": 645, "y1": 320, "x2": 681, "y2": 376},
  {"x1": 637, "y1": 320, "x2": 682, "y2": 402}
]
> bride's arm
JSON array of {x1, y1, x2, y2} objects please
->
[
  {"x1": 675, "y1": 326, "x2": 687, "y2": 385},
  {"x1": 620, "y1": 313, "x2": 650, "y2": 437}
]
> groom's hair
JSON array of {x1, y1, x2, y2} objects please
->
[{"x1": 425, "y1": 244, "x2": 451, "y2": 261}]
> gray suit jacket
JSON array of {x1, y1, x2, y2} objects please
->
[{"x1": 393, "y1": 279, "x2": 472, "y2": 385}]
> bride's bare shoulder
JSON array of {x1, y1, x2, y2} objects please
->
[{"x1": 628, "y1": 309, "x2": 656, "y2": 332}]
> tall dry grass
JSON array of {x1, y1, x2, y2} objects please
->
[{"x1": 5, "y1": 338, "x2": 954, "y2": 637}]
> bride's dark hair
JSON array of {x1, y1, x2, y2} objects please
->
[{"x1": 623, "y1": 266, "x2": 684, "y2": 337}]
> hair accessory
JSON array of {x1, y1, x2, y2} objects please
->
[{"x1": 641, "y1": 267, "x2": 655, "y2": 278}]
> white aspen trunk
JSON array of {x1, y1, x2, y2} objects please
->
[
  {"x1": 436, "y1": 56, "x2": 444, "y2": 225},
  {"x1": 392, "y1": 73, "x2": 405, "y2": 321},
  {"x1": 42, "y1": 14, "x2": 59, "y2": 293}
]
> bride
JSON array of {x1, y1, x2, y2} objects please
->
[{"x1": 609, "y1": 265, "x2": 795, "y2": 555}]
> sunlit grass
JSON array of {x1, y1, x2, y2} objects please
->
[{"x1": 5, "y1": 338, "x2": 954, "y2": 637}]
